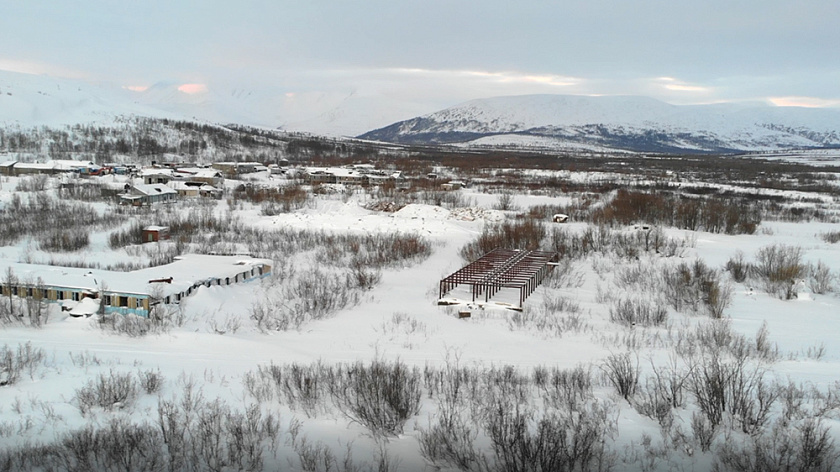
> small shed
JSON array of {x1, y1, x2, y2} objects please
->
[
  {"x1": 553, "y1": 214, "x2": 570, "y2": 223},
  {"x1": 142, "y1": 226, "x2": 171, "y2": 243}
]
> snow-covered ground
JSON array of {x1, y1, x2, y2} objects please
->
[{"x1": 0, "y1": 172, "x2": 839, "y2": 470}]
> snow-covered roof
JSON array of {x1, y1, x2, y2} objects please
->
[
  {"x1": 11, "y1": 160, "x2": 99, "y2": 171},
  {"x1": 3, "y1": 254, "x2": 271, "y2": 299},
  {"x1": 131, "y1": 184, "x2": 177, "y2": 196},
  {"x1": 139, "y1": 168, "x2": 173, "y2": 177},
  {"x1": 174, "y1": 168, "x2": 222, "y2": 178}
]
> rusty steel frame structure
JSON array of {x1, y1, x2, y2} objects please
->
[{"x1": 439, "y1": 248, "x2": 558, "y2": 307}]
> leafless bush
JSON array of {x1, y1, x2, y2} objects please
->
[
  {"x1": 540, "y1": 366, "x2": 594, "y2": 411},
  {"x1": 331, "y1": 360, "x2": 422, "y2": 436},
  {"x1": 75, "y1": 370, "x2": 139, "y2": 414},
  {"x1": 609, "y1": 298, "x2": 667, "y2": 327},
  {"x1": 542, "y1": 258, "x2": 585, "y2": 289},
  {"x1": 486, "y1": 400, "x2": 615, "y2": 472},
  {"x1": 548, "y1": 224, "x2": 689, "y2": 261},
  {"x1": 96, "y1": 313, "x2": 162, "y2": 337},
  {"x1": 493, "y1": 192, "x2": 517, "y2": 211},
  {"x1": 821, "y1": 230, "x2": 840, "y2": 244},
  {"x1": 255, "y1": 362, "x2": 327, "y2": 416},
  {"x1": 59, "y1": 417, "x2": 164, "y2": 472},
  {"x1": 0, "y1": 342, "x2": 46, "y2": 387},
  {"x1": 0, "y1": 193, "x2": 119, "y2": 247},
  {"x1": 714, "y1": 418, "x2": 839, "y2": 472},
  {"x1": 662, "y1": 259, "x2": 731, "y2": 318},
  {"x1": 38, "y1": 228, "x2": 90, "y2": 251},
  {"x1": 754, "y1": 244, "x2": 805, "y2": 300},
  {"x1": 725, "y1": 250, "x2": 750, "y2": 283},
  {"x1": 687, "y1": 349, "x2": 778, "y2": 434},
  {"x1": 137, "y1": 369, "x2": 164, "y2": 394},
  {"x1": 507, "y1": 305, "x2": 585, "y2": 338},
  {"x1": 460, "y1": 219, "x2": 546, "y2": 262},
  {"x1": 348, "y1": 264, "x2": 382, "y2": 291},
  {"x1": 418, "y1": 410, "x2": 485, "y2": 472},
  {"x1": 207, "y1": 314, "x2": 242, "y2": 335},
  {"x1": 251, "y1": 269, "x2": 362, "y2": 332},
  {"x1": 601, "y1": 352, "x2": 640, "y2": 401},
  {"x1": 691, "y1": 411, "x2": 716, "y2": 453},
  {"x1": 14, "y1": 175, "x2": 49, "y2": 192},
  {"x1": 808, "y1": 260, "x2": 835, "y2": 294}
]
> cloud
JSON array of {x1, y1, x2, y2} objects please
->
[
  {"x1": 768, "y1": 96, "x2": 840, "y2": 108},
  {"x1": 177, "y1": 83, "x2": 208, "y2": 95},
  {"x1": 0, "y1": 58, "x2": 88, "y2": 79},
  {"x1": 2, "y1": 1, "x2": 838, "y2": 115}
]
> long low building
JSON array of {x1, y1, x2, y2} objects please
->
[{"x1": 0, "y1": 254, "x2": 272, "y2": 318}]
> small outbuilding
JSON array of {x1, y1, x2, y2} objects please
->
[
  {"x1": 553, "y1": 214, "x2": 570, "y2": 223},
  {"x1": 142, "y1": 226, "x2": 170, "y2": 243}
]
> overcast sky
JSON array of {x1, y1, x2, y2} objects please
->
[{"x1": 2, "y1": 0, "x2": 839, "y2": 113}]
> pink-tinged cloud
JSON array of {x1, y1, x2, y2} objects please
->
[
  {"x1": 123, "y1": 85, "x2": 148, "y2": 92},
  {"x1": 0, "y1": 58, "x2": 87, "y2": 79},
  {"x1": 769, "y1": 96, "x2": 840, "y2": 108},
  {"x1": 177, "y1": 83, "x2": 208, "y2": 94}
]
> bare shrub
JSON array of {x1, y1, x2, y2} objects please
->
[
  {"x1": 507, "y1": 305, "x2": 585, "y2": 338},
  {"x1": 821, "y1": 230, "x2": 840, "y2": 244},
  {"x1": 258, "y1": 362, "x2": 326, "y2": 416},
  {"x1": 687, "y1": 349, "x2": 778, "y2": 434},
  {"x1": 662, "y1": 259, "x2": 731, "y2": 317},
  {"x1": 38, "y1": 228, "x2": 90, "y2": 252},
  {"x1": 542, "y1": 257, "x2": 585, "y2": 289},
  {"x1": 418, "y1": 409, "x2": 484, "y2": 471},
  {"x1": 0, "y1": 342, "x2": 46, "y2": 387},
  {"x1": 251, "y1": 268, "x2": 362, "y2": 332},
  {"x1": 541, "y1": 366, "x2": 594, "y2": 411},
  {"x1": 714, "y1": 418, "x2": 839, "y2": 472},
  {"x1": 601, "y1": 352, "x2": 640, "y2": 401},
  {"x1": 808, "y1": 260, "x2": 835, "y2": 294},
  {"x1": 460, "y1": 219, "x2": 546, "y2": 262},
  {"x1": 75, "y1": 370, "x2": 139, "y2": 414},
  {"x1": 493, "y1": 192, "x2": 517, "y2": 211},
  {"x1": 725, "y1": 250, "x2": 750, "y2": 283},
  {"x1": 138, "y1": 369, "x2": 164, "y2": 394},
  {"x1": 609, "y1": 298, "x2": 667, "y2": 327},
  {"x1": 96, "y1": 313, "x2": 162, "y2": 337},
  {"x1": 14, "y1": 175, "x2": 49, "y2": 192},
  {"x1": 486, "y1": 400, "x2": 615, "y2": 472},
  {"x1": 754, "y1": 244, "x2": 805, "y2": 300},
  {"x1": 59, "y1": 417, "x2": 164, "y2": 472},
  {"x1": 331, "y1": 360, "x2": 422, "y2": 436},
  {"x1": 691, "y1": 411, "x2": 716, "y2": 453}
]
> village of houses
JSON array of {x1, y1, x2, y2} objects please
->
[{"x1": 0, "y1": 157, "x2": 418, "y2": 319}]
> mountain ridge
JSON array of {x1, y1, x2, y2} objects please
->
[{"x1": 358, "y1": 94, "x2": 840, "y2": 153}]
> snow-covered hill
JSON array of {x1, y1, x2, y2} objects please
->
[
  {"x1": 358, "y1": 94, "x2": 840, "y2": 153},
  {"x1": 0, "y1": 70, "x2": 429, "y2": 136}
]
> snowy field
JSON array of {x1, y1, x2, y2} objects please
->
[{"x1": 0, "y1": 170, "x2": 839, "y2": 471}]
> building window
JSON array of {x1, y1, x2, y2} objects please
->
[
  {"x1": 119, "y1": 296, "x2": 129, "y2": 307},
  {"x1": 58, "y1": 291, "x2": 64, "y2": 300},
  {"x1": 72, "y1": 292, "x2": 80, "y2": 301},
  {"x1": 26, "y1": 287, "x2": 33, "y2": 297},
  {"x1": 104, "y1": 295, "x2": 112, "y2": 306}
]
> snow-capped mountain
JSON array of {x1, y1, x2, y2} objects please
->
[{"x1": 358, "y1": 95, "x2": 840, "y2": 153}]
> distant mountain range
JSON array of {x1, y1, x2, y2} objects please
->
[
  {"x1": 3, "y1": 69, "x2": 840, "y2": 154},
  {"x1": 358, "y1": 95, "x2": 840, "y2": 154}
]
